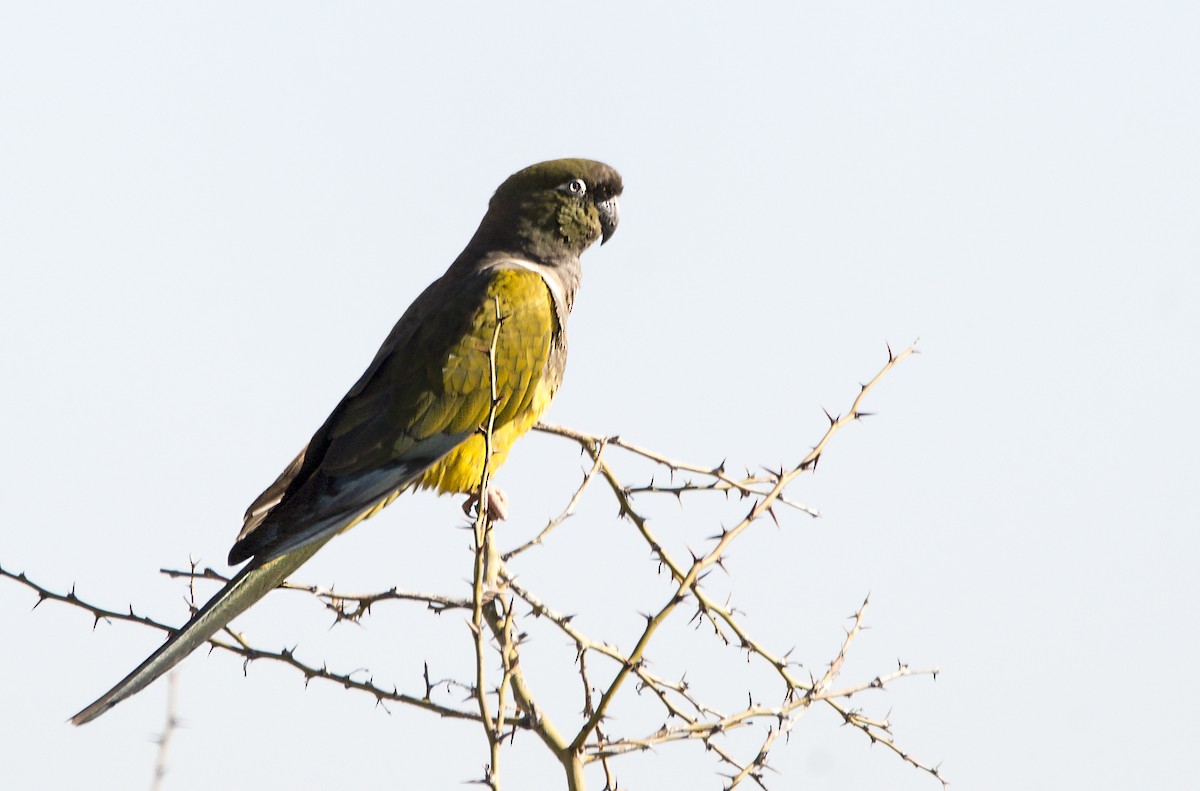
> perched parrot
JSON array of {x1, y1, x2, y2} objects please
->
[{"x1": 71, "y1": 158, "x2": 622, "y2": 725}]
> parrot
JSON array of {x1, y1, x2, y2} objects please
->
[{"x1": 71, "y1": 158, "x2": 622, "y2": 725}]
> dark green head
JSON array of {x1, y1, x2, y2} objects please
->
[{"x1": 474, "y1": 158, "x2": 622, "y2": 264}]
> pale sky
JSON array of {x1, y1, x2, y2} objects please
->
[{"x1": 2, "y1": 3, "x2": 1198, "y2": 790}]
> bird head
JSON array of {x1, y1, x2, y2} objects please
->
[{"x1": 478, "y1": 158, "x2": 623, "y2": 263}]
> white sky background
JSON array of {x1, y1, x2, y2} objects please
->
[{"x1": 2, "y1": 2, "x2": 1198, "y2": 789}]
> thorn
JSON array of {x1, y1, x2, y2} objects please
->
[{"x1": 706, "y1": 525, "x2": 730, "y2": 541}]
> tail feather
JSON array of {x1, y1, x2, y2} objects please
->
[{"x1": 70, "y1": 536, "x2": 331, "y2": 725}]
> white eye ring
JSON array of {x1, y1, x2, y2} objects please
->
[{"x1": 559, "y1": 178, "x2": 587, "y2": 196}]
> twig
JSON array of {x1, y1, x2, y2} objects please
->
[{"x1": 148, "y1": 673, "x2": 179, "y2": 791}]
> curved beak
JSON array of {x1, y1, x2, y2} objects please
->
[{"x1": 596, "y1": 196, "x2": 620, "y2": 244}]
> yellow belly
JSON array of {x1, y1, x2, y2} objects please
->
[{"x1": 417, "y1": 378, "x2": 555, "y2": 495}]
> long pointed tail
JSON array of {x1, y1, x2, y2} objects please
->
[{"x1": 71, "y1": 536, "x2": 331, "y2": 725}]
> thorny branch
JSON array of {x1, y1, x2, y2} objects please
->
[
  {"x1": 2, "y1": 342, "x2": 943, "y2": 789},
  {"x1": 470, "y1": 297, "x2": 505, "y2": 789}
]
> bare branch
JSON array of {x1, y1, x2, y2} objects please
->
[
  {"x1": 3, "y1": 341, "x2": 940, "y2": 789},
  {"x1": 148, "y1": 674, "x2": 179, "y2": 791}
]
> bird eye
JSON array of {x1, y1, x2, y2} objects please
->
[{"x1": 558, "y1": 178, "x2": 587, "y2": 196}]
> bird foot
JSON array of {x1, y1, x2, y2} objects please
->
[{"x1": 463, "y1": 485, "x2": 509, "y2": 522}]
